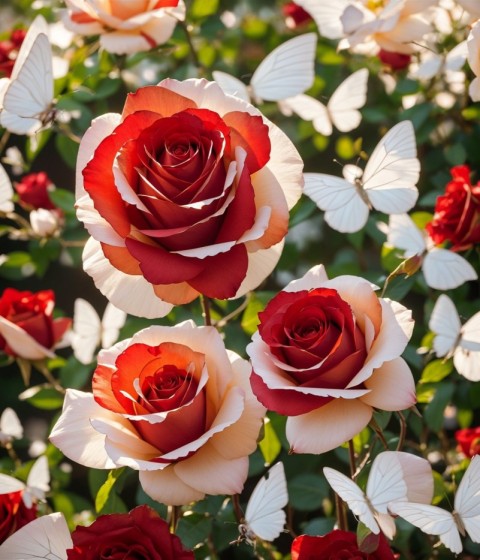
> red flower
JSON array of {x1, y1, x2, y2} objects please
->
[
  {"x1": 283, "y1": 3, "x2": 313, "y2": 29},
  {"x1": 291, "y1": 531, "x2": 398, "y2": 560},
  {"x1": 15, "y1": 172, "x2": 56, "y2": 210},
  {"x1": 67, "y1": 505, "x2": 193, "y2": 559},
  {"x1": 75, "y1": 78, "x2": 303, "y2": 318},
  {"x1": 0, "y1": 288, "x2": 71, "y2": 360},
  {"x1": 378, "y1": 49, "x2": 411, "y2": 70},
  {"x1": 0, "y1": 491, "x2": 36, "y2": 544},
  {"x1": 426, "y1": 165, "x2": 480, "y2": 251},
  {"x1": 455, "y1": 427, "x2": 480, "y2": 458},
  {"x1": 0, "y1": 29, "x2": 26, "y2": 78}
]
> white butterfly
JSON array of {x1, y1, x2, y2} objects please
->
[
  {"x1": 293, "y1": 0, "x2": 349, "y2": 39},
  {"x1": 238, "y1": 462, "x2": 288, "y2": 544},
  {"x1": 0, "y1": 512, "x2": 72, "y2": 559},
  {"x1": 71, "y1": 298, "x2": 127, "y2": 364},
  {"x1": 324, "y1": 451, "x2": 433, "y2": 539},
  {"x1": 429, "y1": 294, "x2": 480, "y2": 381},
  {"x1": 409, "y1": 41, "x2": 468, "y2": 82},
  {"x1": 0, "y1": 408, "x2": 23, "y2": 444},
  {"x1": 0, "y1": 163, "x2": 13, "y2": 213},
  {"x1": 389, "y1": 455, "x2": 480, "y2": 554},
  {"x1": 384, "y1": 213, "x2": 477, "y2": 290},
  {"x1": 0, "y1": 15, "x2": 55, "y2": 135},
  {"x1": 304, "y1": 120, "x2": 420, "y2": 233},
  {"x1": 278, "y1": 68, "x2": 368, "y2": 136},
  {"x1": 0, "y1": 455, "x2": 50, "y2": 508},
  {"x1": 212, "y1": 33, "x2": 317, "y2": 104}
]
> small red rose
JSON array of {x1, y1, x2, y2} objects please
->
[
  {"x1": 0, "y1": 288, "x2": 71, "y2": 360},
  {"x1": 15, "y1": 172, "x2": 56, "y2": 210},
  {"x1": 291, "y1": 531, "x2": 398, "y2": 560},
  {"x1": 455, "y1": 427, "x2": 480, "y2": 458},
  {"x1": 283, "y1": 3, "x2": 313, "y2": 29},
  {"x1": 0, "y1": 491, "x2": 36, "y2": 544},
  {"x1": 426, "y1": 165, "x2": 480, "y2": 251},
  {"x1": 67, "y1": 505, "x2": 193, "y2": 559},
  {"x1": 378, "y1": 49, "x2": 411, "y2": 70}
]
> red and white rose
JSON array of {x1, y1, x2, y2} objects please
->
[
  {"x1": 75, "y1": 78, "x2": 303, "y2": 318},
  {"x1": 247, "y1": 265, "x2": 416, "y2": 454},
  {"x1": 62, "y1": 0, "x2": 186, "y2": 55},
  {"x1": 50, "y1": 321, "x2": 265, "y2": 505}
]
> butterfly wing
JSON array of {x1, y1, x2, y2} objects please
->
[
  {"x1": 362, "y1": 121, "x2": 419, "y2": 215},
  {"x1": 0, "y1": 407, "x2": 23, "y2": 443},
  {"x1": 453, "y1": 348, "x2": 480, "y2": 381},
  {"x1": 385, "y1": 213, "x2": 426, "y2": 257},
  {"x1": 389, "y1": 502, "x2": 462, "y2": 554},
  {"x1": 366, "y1": 452, "x2": 408, "y2": 515},
  {"x1": 0, "y1": 163, "x2": 13, "y2": 213},
  {"x1": 304, "y1": 173, "x2": 369, "y2": 233},
  {"x1": 212, "y1": 71, "x2": 250, "y2": 103},
  {"x1": 294, "y1": 0, "x2": 349, "y2": 39},
  {"x1": 460, "y1": 311, "x2": 480, "y2": 352},
  {"x1": 1, "y1": 33, "x2": 53, "y2": 135},
  {"x1": 0, "y1": 473, "x2": 25, "y2": 495},
  {"x1": 0, "y1": 512, "x2": 72, "y2": 559},
  {"x1": 244, "y1": 462, "x2": 288, "y2": 542},
  {"x1": 455, "y1": 455, "x2": 480, "y2": 543},
  {"x1": 328, "y1": 68, "x2": 368, "y2": 133},
  {"x1": 71, "y1": 298, "x2": 102, "y2": 364},
  {"x1": 422, "y1": 248, "x2": 477, "y2": 290},
  {"x1": 323, "y1": 467, "x2": 379, "y2": 534},
  {"x1": 250, "y1": 33, "x2": 317, "y2": 102},
  {"x1": 101, "y1": 303, "x2": 127, "y2": 349},
  {"x1": 25, "y1": 455, "x2": 50, "y2": 507},
  {"x1": 279, "y1": 94, "x2": 332, "y2": 136},
  {"x1": 429, "y1": 295, "x2": 461, "y2": 358}
]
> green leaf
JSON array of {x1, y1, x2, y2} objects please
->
[
  {"x1": 0, "y1": 252, "x2": 36, "y2": 280},
  {"x1": 190, "y1": 0, "x2": 219, "y2": 19},
  {"x1": 48, "y1": 188, "x2": 76, "y2": 215},
  {"x1": 420, "y1": 360, "x2": 453, "y2": 384},
  {"x1": 59, "y1": 357, "x2": 93, "y2": 390},
  {"x1": 444, "y1": 143, "x2": 467, "y2": 166},
  {"x1": 18, "y1": 385, "x2": 64, "y2": 410},
  {"x1": 241, "y1": 292, "x2": 272, "y2": 335},
  {"x1": 95, "y1": 468, "x2": 126, "y2": 513},
  {"x1": 176, "y1": 514, "x2": 212, "y2": 549},
  {"x1": 424, "y1": 382, "x2": 455, "y2": 431},
  {"x1": 288, "y1": 473, "x2": 328, "y2": 512},
  {"x1": 55, "y1": 134, "x2": 79, "y2": 169},
  {"x1": 258, "y1": 417, "x2": 281, "y2": 465}
]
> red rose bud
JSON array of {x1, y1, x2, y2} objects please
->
[
  {"x1": 378, "y1": 49, "x2": 411, "y2": 70},
  {"x1": 15, "y1": 172, "x2": 56, "y2": 210},
  {"x1": 455, "y1": 427, "x2": 480, "y2": 458},
  {"x1": 426, "y1": 165, "x2": 480, "y2": 251},
  {"x1": 0, "y1": 288, "x2": 71, "y2": 360},
  {"x1": 0, "y1": 491, "x2": 37, "y2": 544},
  {"x1": 67, "y1": 505, "x2": 193, "y2": 559},
  {"x1": 291, "y1": 531, "x2": 398, "y2": 560},
  {"x1": 283, "y1": 3, "x2": 313, "y2": 29}
]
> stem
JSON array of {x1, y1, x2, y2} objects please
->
[
  {"x1": 213, "y1": 294, "x2": 251, "y2": 328},
  {"x1": 36, "y1": 363, "x2": 65, "y2": 394},
  {"x1": 232, "y1": 494, "x2": 243, "y2": 523},
  {"x1": 335, "y1": 493, "x2": 348, "y2": 531},
  {"x1": 396, "y1": 411, "x2": 407, "y2": 452},
  {"x1": 0, "y1": 130, "x2": 10, "y2": 157},
  {"x1": 168, "y1": 505, "x2": 181, "y2": 532},
  {"x1": 179, "y1": 20, "x2": 201, "y2": 69},
  {"x1": 201, "y1": 296, "x2": 212, "y2": 326},
  {"x1": 348, "y1": 439, "x2": 356, "y2": 479}
]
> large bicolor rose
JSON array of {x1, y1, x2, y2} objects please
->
[
  {"x1": 75, "y1": 78, "x2": 303, "y2": 318},
  {"x1": 50, "y1": 321, "x2": 265, "y2": 505},
  {"x1": 0, "y1": 288, "x2": 71, "y2": 360},
  {"x1": 247, "y1": 265, "x2": 416, "y2": 454},
  {"x1": 62, "y1": 0, "x2": 186, "y2": 55}
]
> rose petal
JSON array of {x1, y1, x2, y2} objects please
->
[
  {"x1": 286, "y1": 399, "x2": 373, "y2": 454},
  {"x1": 140, "y1": 467, "x2": 204, "y2": 506},
  {"x1": 361, "y1": 357, "x2": 416, "y2": 411},
  {"x1": 0, "y1": 317, "x2": 55, "y2": 360}
]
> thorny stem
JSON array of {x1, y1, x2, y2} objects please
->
[
  {"x1": 348, "y1": 439, "x2": 356, "y2": 479},
  {"x1": 201, "y1": 295, "x2": 212, "y2": 326}
]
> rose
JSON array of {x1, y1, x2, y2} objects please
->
[
  {"x1": 283, "y1": 3, "x2": 313, "y2": 29},
  {"x1": 291, "y1": 531, "x2": 398, "y2": 560},
  {"x1": 30, "y1": 209, "x2": 63, "y2": 237},
  {"x1": 247, "y1": 265, "x2": 415, "y2": 454},
  {"x1": 67, "y1": 505, "x2": 193, "y2": 559},
  {"x1": 0, "y1": 29, "x2": 26, "y2": 78},
  {"x1": 455, "y1": 427, "x2": 480, "y2": 458},
  {"x1": 62, "y1": 0, "x2": 186, "y2": 55},
  {"x1": 378, "y1": 49, "x2": 411, "y2": 70},
  {"x1": 0, "y1": 491, "x2": 36, "y2": 544},
  {"x1": 426, "y1": 165, "x2": 480, "y2": 251},
  {"x1": 14, "y1": 172, "x2": 56, "y2": 210},
  {"x1": 0, "y1": 288, "x2": 71, "y2": 360},
  {"x1": 50, "y1": 321, "x2": 265, "y2": 505},
  {"x1": 75, "y1": 78, "x2": 303, "y2": 318}
]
